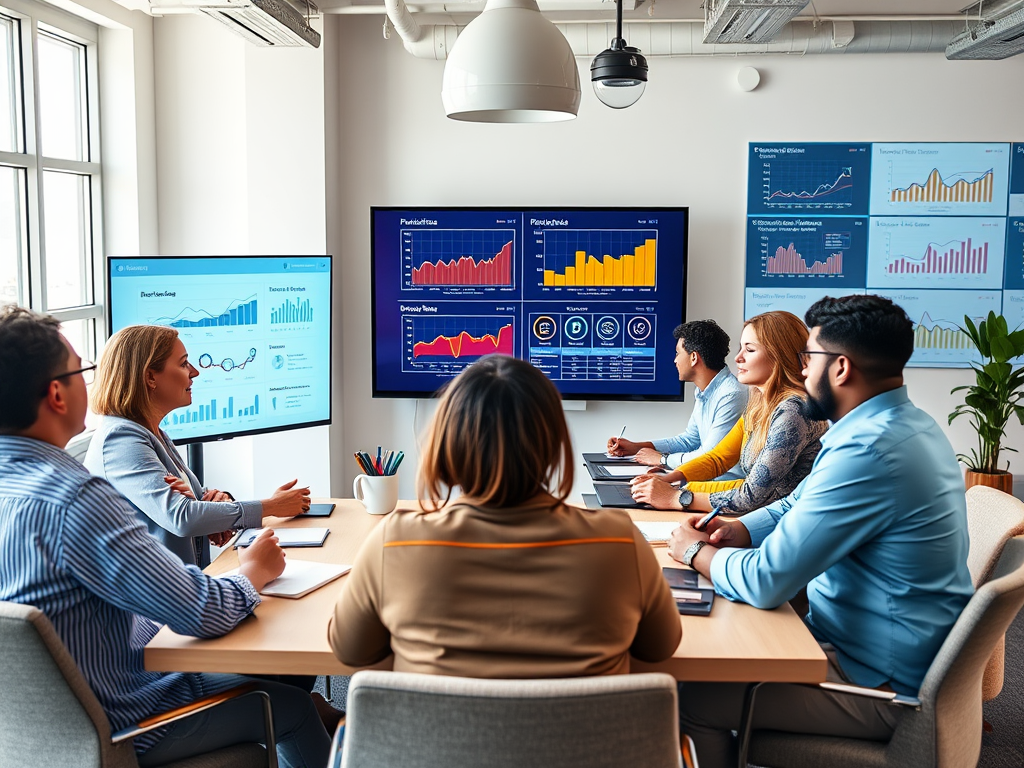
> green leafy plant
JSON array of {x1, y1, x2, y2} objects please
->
[{"x1": 949, "y1": 311, "x2": 1024, "y2": 473}]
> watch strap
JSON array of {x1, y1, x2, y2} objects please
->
[{"x1": 681, "y1": 540, "x2": 707, "y2": 567}]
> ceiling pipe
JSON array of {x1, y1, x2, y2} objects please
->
[{"x1": 380, "y1": 0, "x2": 961, "y2": 60}]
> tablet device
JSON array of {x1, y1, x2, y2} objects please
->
[{"x1": 304, "y1": 503, "x2": 336, "y2": 518}]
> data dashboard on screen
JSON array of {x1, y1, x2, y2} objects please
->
[
  {"x1": 107, "y1": 256, "x2": 332, "y2": 444},
  {"x1": 371, "y1": 207, "x2": 688, "y2": 400},
  {"x1": 744, "y1": 141, "x2": 1024, "y2": 368}
]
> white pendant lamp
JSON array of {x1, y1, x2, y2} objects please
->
[{"x1": 441, "y1": 0, "x2": 581, "y2": 123}]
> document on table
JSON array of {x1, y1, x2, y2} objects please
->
[
  {"x1": 220, "y1": 559, "x2": 352, "y2": 599},
  {"x1": 633, "y1": 520, "x2": 680, "y2": 546},
  {"x1": 598, "y1": 465, "x2": 652, "y2": 478}
]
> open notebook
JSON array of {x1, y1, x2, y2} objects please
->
[{"x1": 220, "y1": 559, "x2": 351, "y2": 599}]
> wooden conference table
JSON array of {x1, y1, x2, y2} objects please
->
[{"x1": 145, "y1": 499, "x2": 827, "y2": 684}]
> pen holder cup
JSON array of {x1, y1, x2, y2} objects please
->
[{"x1": 353, "y1": 473, "x2": 399, "y2": 515}]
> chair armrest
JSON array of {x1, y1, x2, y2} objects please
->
[
  {"x1": 111, "y1": 683, "x2": 279, "y2": 768},
  {"x1": 818, "y1": 681, "x2": 921, "y2": 708}
]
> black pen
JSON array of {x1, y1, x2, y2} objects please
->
[{"x1": 695, "y1": 508, "x2": 720, "y2": 532}]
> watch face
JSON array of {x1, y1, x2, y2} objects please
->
[{"x1": 679, "y1": 489, "x2": 694, "y2": 508}]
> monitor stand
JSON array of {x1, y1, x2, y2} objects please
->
[{"x1": 187, "y1": 443, "x2": 205, "y2": 486}]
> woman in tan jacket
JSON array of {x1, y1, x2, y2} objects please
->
[{"x1": 328, "y1": 355, "x2": 681, "y2": 678}]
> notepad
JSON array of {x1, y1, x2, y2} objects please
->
[
  {"x1": 221, "y1": 559, "x2": 352, "y2": 598},
  {"x1": 633, "y1": 521, "x2": 679, "y2": 546},
  {"x1": 233, "y1": 527, "x2": 330, "y2": 548}
]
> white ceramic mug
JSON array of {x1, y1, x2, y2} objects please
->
[{"x1": 353, "y1": 473, "x2": 399, "y2": 515}]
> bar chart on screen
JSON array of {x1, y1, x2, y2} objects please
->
[
  {"x1": 403, "y1": 228, "x2": 515, "y2": 289},
  {"x1": 541, "y1": 229, "x2": 658, "y2": 289},
  {"x1": 866, "y1": 217, "x2": 1006, "y2": 289}
]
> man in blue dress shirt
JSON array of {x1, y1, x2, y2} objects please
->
[
  {"x1": 608, "y1": 319, "x2": 747, "y2": 479},
  {"x1": 668, "y1": 295, "x2": 972, "y2": 768},
  {"x1": 0, "y1": 306, "x2": 330, "y2": 767}
]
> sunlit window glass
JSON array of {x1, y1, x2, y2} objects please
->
[
  {"x1": 0, "y1": 14, "x2": 19, "y2": 153},
  {"x1": 43, "y1": 170, "x2": 92, "y2": 309},
  {"x1": 0, "y1": 165, "x2": 25, "y2": 306},
  {"x1": 37, "y1": 31, "x2": 85, "y2": 161}
]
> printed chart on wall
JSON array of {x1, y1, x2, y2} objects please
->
[{"x1": 745, "y1": 142, "x2": 1024, "y2": 368}]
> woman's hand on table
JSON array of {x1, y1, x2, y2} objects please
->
[{"x1": 262, "y1": 479, "x2": 311, "y2": 519}]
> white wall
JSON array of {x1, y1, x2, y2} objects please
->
[
  {"x1": 326, "y1": 15, "x2": 1024, "y2": 501},
  {"x1": 153, "y1": 13, "x2": 332, "y2": 500}
]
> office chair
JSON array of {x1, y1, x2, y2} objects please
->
[
  {"x1": 0, "y1": 601, "x2": 272, "y2": 768},
  {"x1": 965, "y1": 485, "x2": 1024, "y2": 703},
  {"x1": 330, "y1": 670, "x2": 682, "y2": 768},
  {"x1": 738, "y1": 535, "x2": 1024, "y2": 768}
]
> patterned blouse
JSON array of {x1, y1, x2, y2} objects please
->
[{"x1": 678, "y1": 395, "x2": 828, "y2": 515}]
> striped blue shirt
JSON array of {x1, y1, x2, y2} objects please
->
[{"x1": 0, "y1": 436, "x2": 261, "y2": 752}]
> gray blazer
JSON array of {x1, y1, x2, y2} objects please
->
[{"x1": 84, "y1": 416, "x2": 262, "y2": 567}]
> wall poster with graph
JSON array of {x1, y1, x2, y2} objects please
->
[
  {"x1": 371, "y1": 207, "x2": 688, "y2": 399},
  {"x1": 745, "y1": 142, "x2": 1024, "y2": 368}
]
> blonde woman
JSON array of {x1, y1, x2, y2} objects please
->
[
  {"x1": 329, "y1": 355, "x2": 681, "y2": 677},
  {"x1": 85, "y1": 325, "x2": 310, "y2": 568},
  {"x1": 631, "y1": 311, "x2": 827, "y2": 515}
]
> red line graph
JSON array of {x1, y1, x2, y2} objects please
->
[
  {"x1": 412, "y1": 241, "x2": 512, "y2": 286},
  {"x1": 413, "y1": 324, "x2": 514, "y2": 358}
]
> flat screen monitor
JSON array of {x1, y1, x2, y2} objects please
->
[
  {"x1": 107, "y1": 256, "x2": 332, "y2": 444},
  {"x1": 371, "y1": 207, "x2": 688, "y2": 400}
]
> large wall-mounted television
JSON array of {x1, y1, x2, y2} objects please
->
[
  {"x1": 107, "y1": 256, "x2": 332, "y2": 444},
  {"x1": 371, "y1": 207, "x2": 688, "y2": 400}
]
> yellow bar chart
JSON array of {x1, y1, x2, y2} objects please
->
[{"x1": 544, "y1": 237, "x2": 657, "y2": 287}]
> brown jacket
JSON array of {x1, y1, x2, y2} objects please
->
[{"x1": 328, "y1": 498, "x2": 682, "y2": 678}]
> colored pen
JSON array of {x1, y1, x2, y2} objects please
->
[
  {"x1": 695, "y1": 508, "x2": 721, "y2": 532},
  {"x1": 390, "y1": 451, "x2": 405, "y2": 475}
]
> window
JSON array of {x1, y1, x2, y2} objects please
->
[{"x1": 0, "y1": 0, "x2": 102, "y2": 363}]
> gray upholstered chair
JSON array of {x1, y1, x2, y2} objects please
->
[
  {"x1": 330, "y1": 670, "x2": 682, "y2": 768},
  {"x1": 0, "y1": 601, "x2": 271, "y2": 768},
  {"x1": 739, "y1": 534, "x2": 1024, "y2": 768},
  {"x1": 965, "y1": 485, "x2": 1024, "y2": 702}
]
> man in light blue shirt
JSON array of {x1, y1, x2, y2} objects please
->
[
  {"x1": 608, "y1": 319, "x2": 747, "y2": 479},
  {"x1": 668, "y1": 295, "x2": 972, "y2": 768}
]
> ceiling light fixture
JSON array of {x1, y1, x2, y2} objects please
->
[
  {"x1": 590, "y1": 0, "x2": 648, "y2": 109},
  {"x1": 441, "y1": 0, "x2": 581, "y2": 123}
]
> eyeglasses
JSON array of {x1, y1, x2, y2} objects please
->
[
  {"x1": 54, "y1": 361, "x2": 97, "y2": 386},
  {"x1": 798, "y1": 350, "x2": 841, "y2": 367}
]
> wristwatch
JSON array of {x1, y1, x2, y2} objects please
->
[
  {"x1": 681, "y1": 540, "x2": 707, "y2": 567},
  {"x1": 678, "y1": 488, "x2": 694, "y2": 510},
  {"x1": 660, "y1": 453, "x2": 670, "y2": 466}
]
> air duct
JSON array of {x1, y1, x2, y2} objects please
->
[
  {"x1": 947, "y1": 5, "x2": 1024, "y2": 60},
  {"x1": 151, "y1": 0, "x2": 321, "y2": 47}
]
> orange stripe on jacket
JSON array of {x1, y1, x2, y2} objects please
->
[{"x1": 383, "y1": 537, "x2": 635, "y2": 550}]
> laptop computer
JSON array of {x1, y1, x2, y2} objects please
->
[{"x1": 593, "y1": 483, "x2": 649, "y2": 509}]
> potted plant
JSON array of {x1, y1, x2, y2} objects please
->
[{"x1": 949, "y1": 311, "x2": 1024, "y2": 492}]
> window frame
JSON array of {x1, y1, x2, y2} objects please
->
[{"x1": 0, "y1": 0, "x2": 103, "y2": 361}]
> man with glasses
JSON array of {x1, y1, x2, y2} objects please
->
[
  {"x1": 0, "y1": 306, "x2": 330, "y2": 767},
  {"x1": 667, "y1": 294, "x2": 973, "y2": 768}
]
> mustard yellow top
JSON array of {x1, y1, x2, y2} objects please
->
[
  {"x1": 677, "y1": 418, "x2": 747, "y2": 490},
  {"x1": 673, "y1": 397, "x2": 828, "y2": 514}
]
